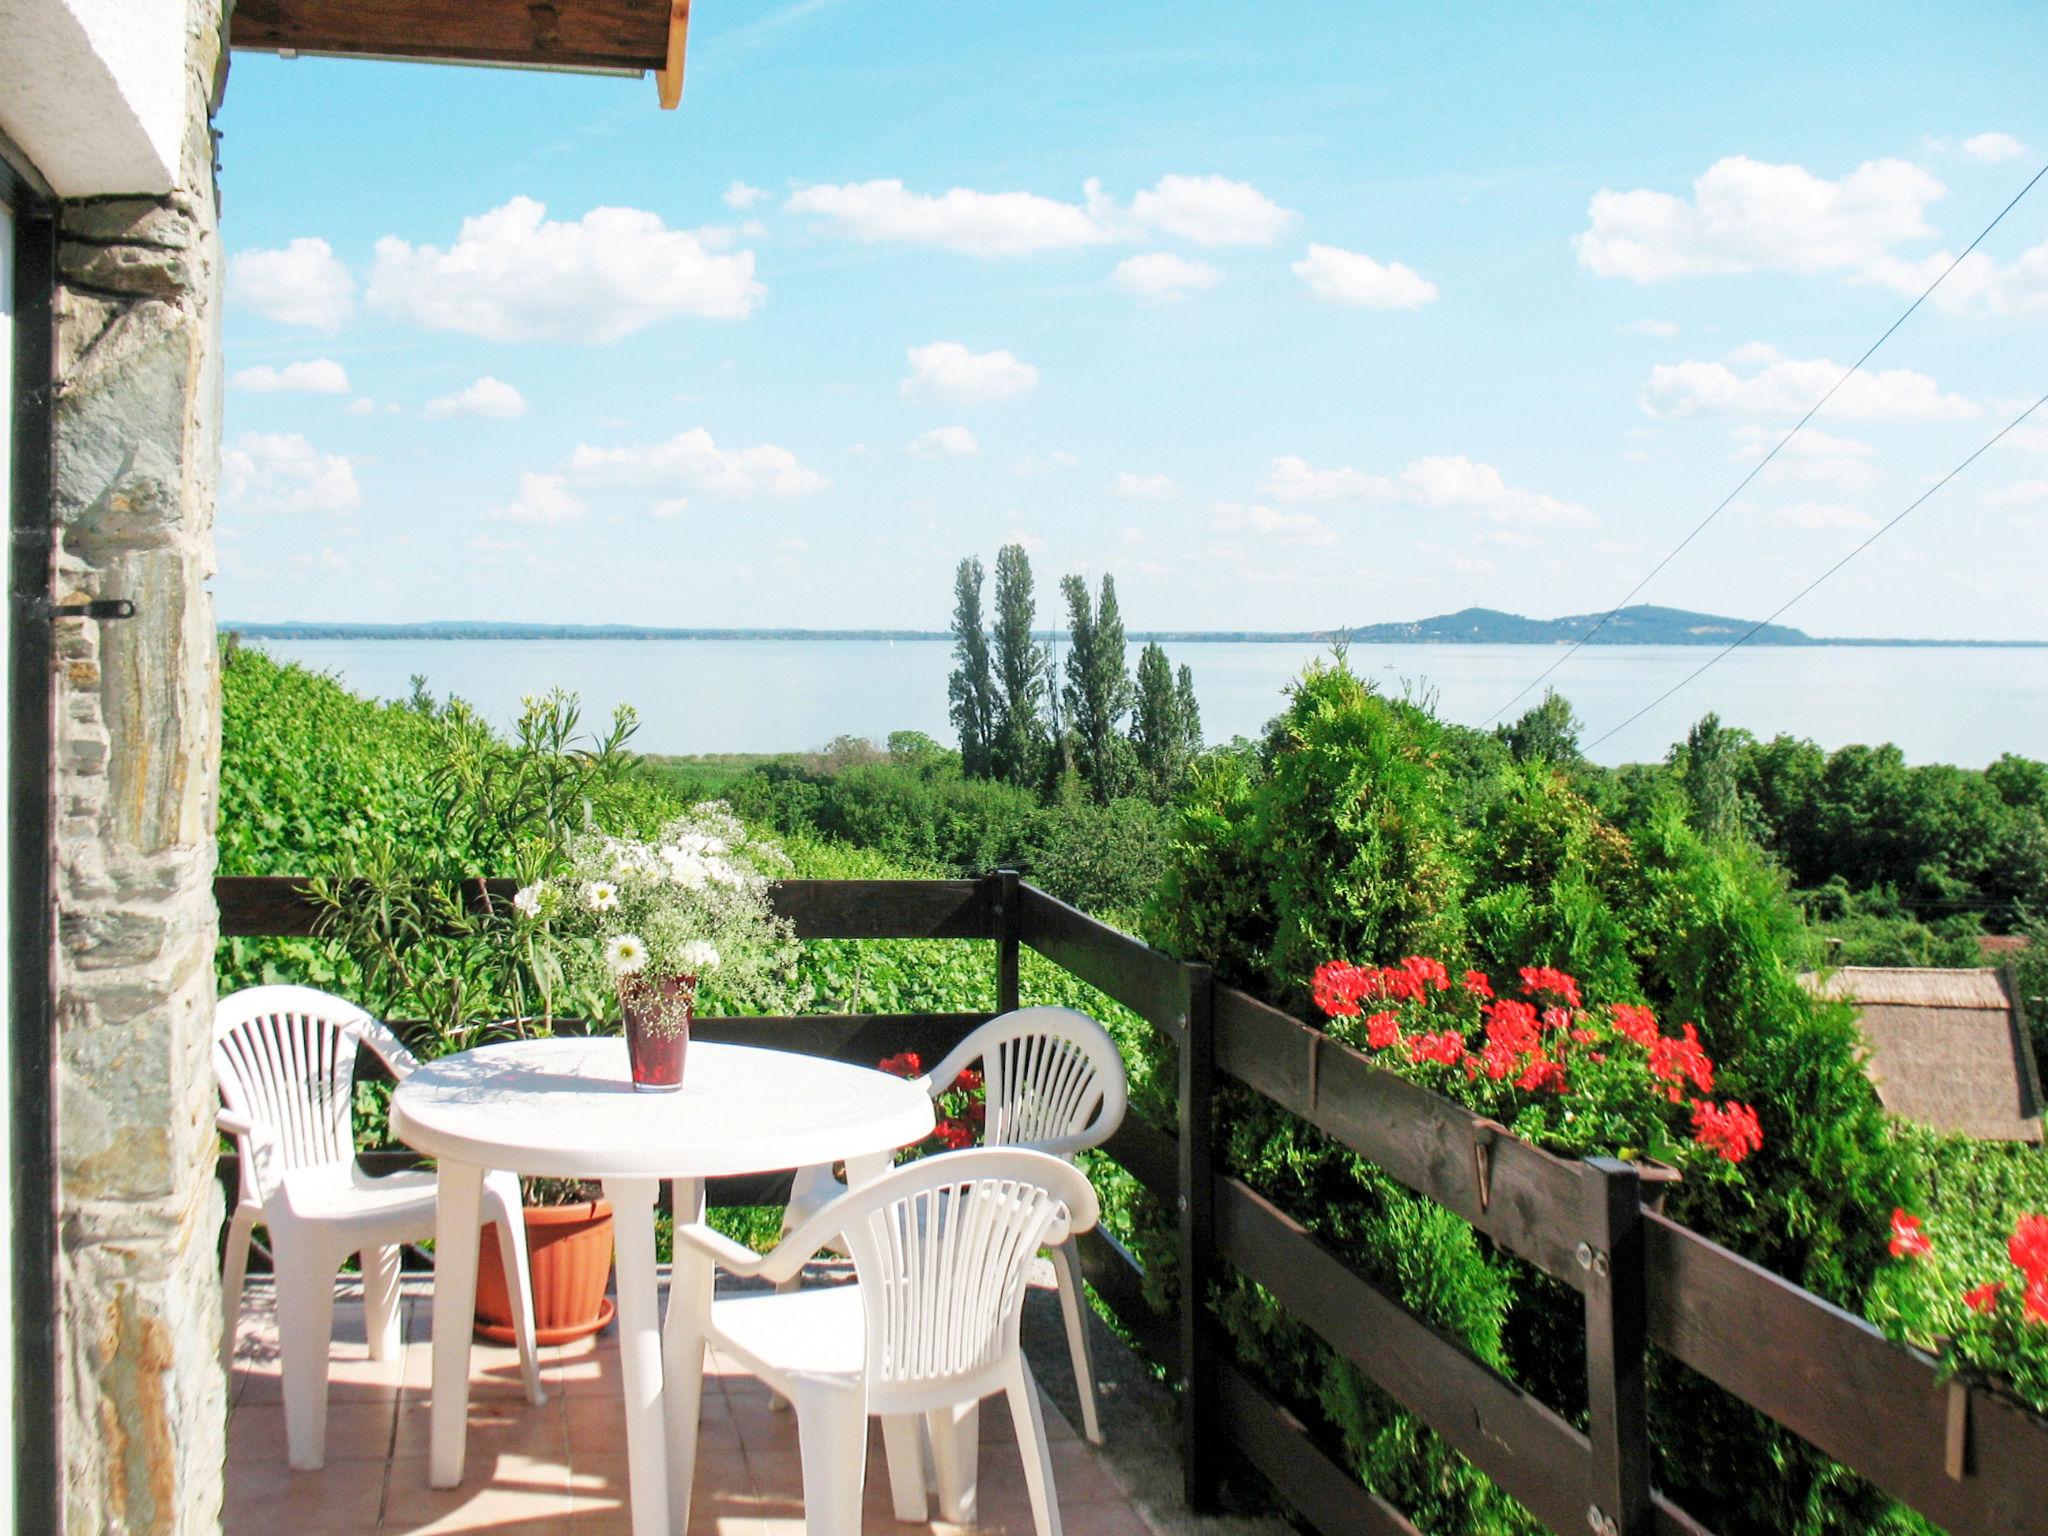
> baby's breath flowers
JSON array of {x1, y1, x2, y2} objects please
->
[{"x1": 523, "y1": 803, "x2": 804, "y2": 1024}]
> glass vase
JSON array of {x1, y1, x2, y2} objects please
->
[{"x1": 619, "y1": 973, "x2": 695, "y2": 1092}]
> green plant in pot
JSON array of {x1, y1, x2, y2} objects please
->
[{"x1": 304, "y1": 689, "x2": 658, "y2": 1342}]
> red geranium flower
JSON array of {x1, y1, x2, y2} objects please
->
[
  {"x1": 1689, "y1": 1099, "x2": 1763, "y2": 1164},
  {"x1": 1312, "y1": 961, "x2": 1368, "y2": 1018},
  {"x1": 1410, "y1": 1029, "x2": 1465, "y2": 1065},
  {"x1": 1649, "y1": 1024, "x2": 1715, "y2": 1099},
  {"x1": 1365, "y1": 1011, "x2": 1403, "y2": 1050},
  {"x1": 1609, "y1": 1003, "x2": 1658, "y2": 1047},
  {"x1": 1888, "y1": 1209, "x2": 1933, "y2": 1259},
  {"x1": 1519, "y1": 966, "x2": 1582, "y2": 1007},
  {"x1": 1401, "y1": 955, "x2": 1451, "y2": 992},
  {"x1": 1963, "y1": 1281, "x2": 2005, "y2": 1315},
  {"x1": 1516, "y1": 1056, "x2": 1567, "y2": 1094},
  {"x1": 932, "y1": 1117, "x2": 975, "y2": 1150},
  {"x1": 2027, "y1": 1278, "x2": 2048, "y2": 1327},
  {"x1": 954, "y1": 1067, "x2": 984, "y2": 1095},
  {"x1": 878, "y1": 1051, "x2": 922, "y2": 1079},
  {"x1": 1461, "y1": 969, "x2": 1494, "y2": 1000},
  {"x1": 2009, "y1": 1214, "x2": 2048, "y2": 1284}
]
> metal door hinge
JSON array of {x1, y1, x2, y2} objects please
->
[{"x1": 40, "y1": 598, "x2": 136, "y2": 621}]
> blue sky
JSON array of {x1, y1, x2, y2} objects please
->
[{"x1": 216, "y1": 0, "x2": 2048, "y2": 638}]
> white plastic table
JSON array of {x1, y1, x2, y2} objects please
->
[{"x1": 390, "y1": 1036, "x2": 935, "y2": 1536}]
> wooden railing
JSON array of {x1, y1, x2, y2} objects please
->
[{"x1": 215, "y1": 872, "x2": 2048, "y2": 1536}]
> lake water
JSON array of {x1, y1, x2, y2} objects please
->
[{"x1": 247, "y1": 637, "x2": 2048, "y2": 768}]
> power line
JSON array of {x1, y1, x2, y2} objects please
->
[
  {"x1": 1481, "y1": 158, "x2": 2048, "y2": 728},
  {"x1": 1583, "y1": 391, "x2": 2048, "y2": 752}
]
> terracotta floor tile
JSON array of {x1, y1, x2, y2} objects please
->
[
  {"x1": 227, "y1": 1401, "x2": 398, "y2": 1466},
  {"x1": 225, "y1": 1454, "x2": 389, "y2": 1535},
  {"x1": 390, "y1": 1400, "x2": 568, "y2": 1468}
]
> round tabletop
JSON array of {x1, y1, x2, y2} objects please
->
[{"x1": 390, "y1": 1037, "x2": 935, "y2": 1181}]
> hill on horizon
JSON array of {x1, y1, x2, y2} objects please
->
[{"x1": 1338, "y1": 604, "x2": 1812, "y2": 646}]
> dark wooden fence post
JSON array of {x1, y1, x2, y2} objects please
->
[
  {"x1": 1582, "y1": 1157, "x2": 1652, "y2": 1536},
  {"x1": 1178, "y1": 960, "x2": 1220, "y2": 1512},
  {"x1": 992, "y1": 869, "x2": 1021, "y2": 1015}
]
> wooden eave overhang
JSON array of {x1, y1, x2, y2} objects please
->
[{"x1": 230, "y1": 0, "x2": 691, "y2": 108}]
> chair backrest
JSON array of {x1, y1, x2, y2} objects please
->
[
  {"x1": 926, "y1": 1006, "x2": 1127, "y2": 1159},
  {"x1": 835, "y1": 1149, "x2": 1099, "y2": 1397},
  {"x1": 213, "y1": 985, "x2": 417, "y2": 1203}
]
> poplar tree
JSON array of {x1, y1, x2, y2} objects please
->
[
  {"x1": 1174, "y1": 662, "x2": 1203, "y2": 768},
  {"x1": 1060, "y1": 572, "x2": 1135, "y2": 801},
  {"x1": 990, "y1": 543, "x2": 1048, "y2": 786},
  {"x1": 946, "y1": 557, "x2": 996, "y2": 776},
  {"x1": 1133, "y1": 646, "x2": 1206, "y2": 797}
]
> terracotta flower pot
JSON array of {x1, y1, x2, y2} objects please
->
[{"x1": 474, "y1": 1199, "x2": 616, "y2": 1345}]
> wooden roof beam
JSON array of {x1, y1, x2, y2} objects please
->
[{"x1": 229, "y1": 0, "x2": 692, "y2": 107}]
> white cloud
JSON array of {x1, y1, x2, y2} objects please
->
[
  {"x1": 1129, "y1": 175, "x2": 1293, "y2": 247},
  {"x1": 2014, "y1": 423, "x2": 2048, "y2": 453},
  {"x1": 1005, "y1": 530, "x2": 1048, "y2": 554},
  {"x1": 1575, "y1": 156, "x2": 1944, "y2": 282},
  {"x1": 786, "y1": 172, "x2": 1289, "y2": 256},
  {"x1": 425, "y1": 376, "x2": 529, "y2": 419},
  {"x1": 1012, "y1": 451, "x2": 1080, "y2": 478},
  {"x1": 1111, "y1": 252, "x2": 1222, "y2": 301},
  {"x1": 724, "y1": 180, "x2": 770, "y2": 209},
  {"x1": 1963, "y1": 132, "x2": 2026, "y2": 164},
  {"x1": 1624, "y1": 319, "x2": 1679, "y2": 337},
  {"x1": 231, "y1": 238, "x2": 356, "y2": 330},
  {"x1": 1261, "y1": 453, "x2": 1594, "y2": 526},
  {"x1": 1759, "y1": 500, "x2": 1878, "y2": 530},
  {"x1": 900, "y1": 341, "x2": 1040, "y2": 403},
  {"x1": 230, "y1": 358, "x2": 351, "y2": 394},
  {"x1": 343, "y1": 397, "x2": 377, "y2": 416},
  {"x1": 1643, "y1": 344, "x2": 1979, "y2": 419},
  {"x1": 1291, "y1": 244, "x2": 1439, "y2": 309},
  {"x1": 222, "y1": 432, "x2": 360, "y2": 514},
  {"x1": 906, "y1": 425, "x2": 980, "y2": 460},
  {"x1": 1731, "y1": 424, "x2": 1875, "y2": 485},
  {"x1": 367, "y1": 197, "x2": 764, "y2": 343},
  {"x1": 1985, "y1": 480, "x2": 2048, "y2": 507},
  {"x1": 786, "y1": 178, "x2": 1118, "y2": 257},
  {"x1": 1209, "y1": 501, "x2": 1338, "y2": 546},
  {"x1": 649, "y1": 497, "x2": 690, "y2": 520},
  {"x1": 1112, "y1": 472, "x2": 1177, "y2": 501},
  {"x1": 490, "y1": 472, "x2": 588, "y2": 525},
  {"x1": 570, "y1": 427, "x2": 830, "y2": 498},
  {"x1": 1868, "y1": 237, "x2": 2048, "y2": 317}
]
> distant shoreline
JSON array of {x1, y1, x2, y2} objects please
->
[{"x1": 223, "y1": 622, "x2": 2048, "y2": 649}]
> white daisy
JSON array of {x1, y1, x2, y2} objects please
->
[
  {"x1": 584, "y1": 881, "x2": 620, "y2": 912},
  {"x1": 512, "y1": 885, "x2": 543, "y2": 919},
  {"x1": 604, "y1": 934, "x2": 649, "y2": 976},
  {"x1": 677, "y1": 940, "x2": 721, "y2": 973}
]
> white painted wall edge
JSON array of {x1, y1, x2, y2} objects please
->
[{"x1": 0, "y1": 0, "x2": 188, "y2": 198}]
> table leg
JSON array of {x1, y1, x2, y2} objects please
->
[
  {"x1": 605, "y1": 1176, "x2": 668, "y2": 1536},
  {"x1": 428, "y1": 1160, "x2": 485, "y2": 1489},
  {"x1": 844, "y1": 1150, "x2": 893, "y2": 1191},
  {"x1": 664, "y1": 1178, "x2": 709, "y2": 1535}
]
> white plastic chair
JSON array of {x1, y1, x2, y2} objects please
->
[
  {"x1": 214, "y1": 984, "x2": 544, "y2": 1469},
  {"x1": 782, "y1": 1005, "x2": 1128, "y2": 1442},
  {"x1": 675, "y1": 1148, "x2": 1101, "y2": 1536}
]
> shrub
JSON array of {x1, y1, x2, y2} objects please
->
[{"x1": 1143, "y1": 658, "x2": 1924, "y2": 1535}]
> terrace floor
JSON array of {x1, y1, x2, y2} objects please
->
[{"x1": 225, "y1": 1266, "x2": 1270, "y2": 1536}]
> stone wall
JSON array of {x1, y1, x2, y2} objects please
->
[{"x1": 48, "y1": 0, "x2": 229, "y2": 1530}]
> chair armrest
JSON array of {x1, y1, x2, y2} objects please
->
[
  {"x1": 216, "y1": 1109, "x2": 253, "y2": 1138},
  {"x1": 672, "y1": 1221, "x2": 779, "y2": 1279}
]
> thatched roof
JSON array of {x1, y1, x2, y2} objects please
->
[{"x1": 1802, "y1": 967, "x2": 2042, "y2": 1143}]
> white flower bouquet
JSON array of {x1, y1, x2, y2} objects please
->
[{"x1": 514, "y1": 803, "x2": 803, "y2": 1088}]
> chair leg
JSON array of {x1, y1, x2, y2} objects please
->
[
  {"x1": 274, "y1": 1241, "x2": 340, "y2": 1471},
  {"x1": 880, "y1": 1413, "x2": 928, "y2": 1523},
  {"x1": 928, "y1": 1398, "x2": 981, "y2": 1524},
  {"x1": 1050, "y1": 1236, "x2": 1103, "y2": 1444},
  {"x1": 219, "y1": 1205, "x2": 259, "y2": 1374},
  {"x1": 488, "y1": 1183, "x2": 546, "y2": 1406},
  {"x1": 792, "y1": 1380, "x2": 869, "y2": 1536},
  {"x1": 361, "y1": 1244, "x2": 403, "y2": 1362},
  {"x1": 1006, "y1": 1357, "x2": 1064, "y2": 1536}
]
